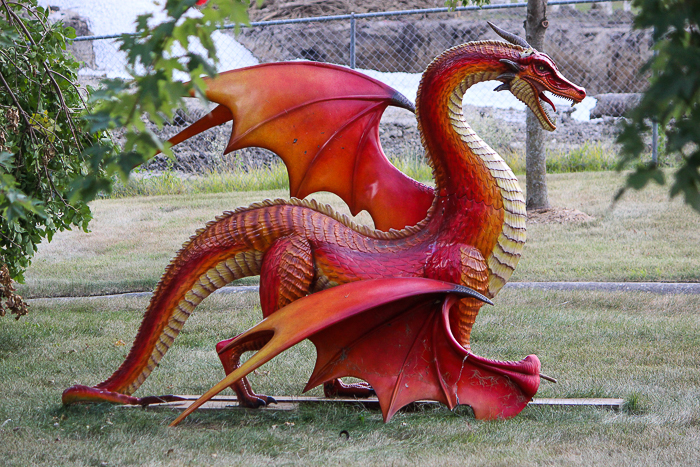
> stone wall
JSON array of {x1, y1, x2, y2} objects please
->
[{"x1": 54, "y1": 5, "x2": 651, "y2": 94}]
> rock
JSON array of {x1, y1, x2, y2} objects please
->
[
  {"x1": 104, "y1": 3, "x2": 628, "y2": 173},
  {"x1": 137, "y1": 99, "x2": 621, "y2": 174},
  {"x1": 48, "y1": 8, "x2": 95, "y2": 69},
  {"x1": 233, "y1": 18, "x2": 492, "y2": 74},
  {"x1": 590, "y1": 93, "x2": 641, "y2": 118},
  {"x1": 141, "y1": 100, "x2": 280, "y2": 173},
  {"x1": 590, "y1": 2, "x2": 614, "y2": 15},
  {"x1": 540, "y1": 11, "x2": 652, "y2": 94}
]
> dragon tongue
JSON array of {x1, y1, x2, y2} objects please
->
[{"x1": 540, "y1": 91, "x2": 556, "y2": 113}]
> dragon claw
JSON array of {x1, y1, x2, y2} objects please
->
[
  {"x1": 236, "y1": 397, "x2": 265, "y2": 409},
  {"x1": 265, "y1": 395, "x2": 278, "y2": 405},
  {"x1": 237, "y1": 393, "x2": 277, "y2": 408}
]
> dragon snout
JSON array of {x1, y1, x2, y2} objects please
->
[
  {"x1": 556, "y1": 76, "x2": 586, "y2": 105},
  {"x1": 569, "y1": 85, "x2": 586, "y2": 104}
]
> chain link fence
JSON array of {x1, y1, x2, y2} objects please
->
[
  {"x1": 73, "y1": 0, "x2": 650, "y2": 101},
  {"x1": 70, "y1": 0, "x2": 653, "y2": 174}
]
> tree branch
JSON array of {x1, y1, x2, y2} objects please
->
[
  {"x1": 0, "y1": 69, "x2": 32, "y2": 129},
  {"x1": 2, "y1": 0, "x2": 84, "y2": 151},
  {"x1": 46, "y1": 69, "x2": 89, "y2": 109}
]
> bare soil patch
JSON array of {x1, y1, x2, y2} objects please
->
[
  {"x1": 248, "y1": 0, "x2": 446, "y2": 21},
  {"x1": 527, "y1": 207, "x2": 595, "y2": 224}
]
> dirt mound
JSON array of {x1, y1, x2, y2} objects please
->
[
  {"x1": 527, "y1": 207, "x2": 595, "y2": 224},
  {"x1": 248, "y1": 0, "x2": 446, "y2": 21}
]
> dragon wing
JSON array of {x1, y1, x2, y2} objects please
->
[
  {"x1": 169, "y1": 278, "x2": 540, "y2": 426},
  {"x1": 305, "y1": 293, "x2": 540, "y2": 421},
  {"x1": 167, "y1": 62, "x2": 434, "y2": 231}
]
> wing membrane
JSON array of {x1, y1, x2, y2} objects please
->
[
  {"x1": 167, "y1": 62, "x2": 434, "y2": 230},
  {"x1": 169, "y1": 278, "x2": 539, "y2": 426}
]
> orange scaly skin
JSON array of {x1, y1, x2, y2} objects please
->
[{"x1": 63, "y1": 38, "x2": 585, "y2": 415}]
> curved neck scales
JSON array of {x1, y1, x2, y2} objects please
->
[{"x1": 417, "y1": 41, "x2": 527, "y2": 296}]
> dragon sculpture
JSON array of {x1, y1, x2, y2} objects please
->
[{"x1": 63, "y1": 23, "x2": 585, "y2": 425}]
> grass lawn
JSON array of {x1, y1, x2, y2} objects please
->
[
  {"x1": 1, "y1": 289, "x2": 699, "y2": 465},
  {"x1": 2, "y1": 170, "x2": 699, "y2": 465},
  {"x1": 16, "y1": 171, "x2": 700, "y2": 299}
]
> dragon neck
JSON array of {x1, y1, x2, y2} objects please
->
[{"x1": 416, "y1": 40, "x2": 527, "y2": 296}]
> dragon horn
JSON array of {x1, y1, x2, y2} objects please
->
[{"x1": 487, "y1": 21, "x2": 531, "y2": 49}]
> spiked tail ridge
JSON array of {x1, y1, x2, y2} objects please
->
[
  {"x1": 63, "y1": 210, "x2": 265, "y2": 404},
  {"x1": 96, "y1": 249, "x2": 263, "y2": 396}
]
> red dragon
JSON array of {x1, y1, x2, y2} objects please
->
[{"x1": 63, "y1": 23, "x2": 585, "y2": 425}]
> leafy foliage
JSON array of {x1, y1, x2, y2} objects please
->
[
  {"x1": 1, "y1": 0, "x2": 251, "y2": 317},
  {"x1": 617, "y1": 0, "x2": 700, "y2": 212},
  {"x1": 73, "y1": 0, "x2": 252, "y2": 204},
  {"x1": 0, "y1": 0, "x2": 110, "y2": 287}
]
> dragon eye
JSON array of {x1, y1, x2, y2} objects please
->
[{"x1": 536, "y1": 64, "x2": 547, "y2": 72}]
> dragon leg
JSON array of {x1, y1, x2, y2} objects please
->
[
  {"x1": 216, "y1": 334, "x2": 276, "y2": 408},
  {"x1": 426, "y1": 245, "x2": 489, "y2": 354},
  {"x1": 449, "y1": 246, "x2": 491, "y2": 352},
  {"x1": 217, "y1": 235, "x2": 375, "y2": 401},
  {"x1": 217, "y1": 235, "x2": 315, "y2": 407},
  {"x1": 449, "y1": 298, "x2": 484, "y2": 353}
]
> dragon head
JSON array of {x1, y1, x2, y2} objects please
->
[{"x1": 488, "y1": 22, "x2": 586, "y2": 131}]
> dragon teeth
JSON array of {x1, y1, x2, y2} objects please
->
[{"x1": 540, "y1": 97, "x2": 557, "y2": 126}]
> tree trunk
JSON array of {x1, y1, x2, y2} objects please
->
[{"x1": 524, "y1": 0, "x2": 549, "y2": 210}]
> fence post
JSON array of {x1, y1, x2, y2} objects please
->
[
  {"x1": 651, "y1": 26, "x2": 658, "y2": 164},
  {"x1": 350, "y1": 12, "x2": 356, "y2": 69},
  {"x1": 652, "y1": 123, "x2": 658, "y2": 164}
]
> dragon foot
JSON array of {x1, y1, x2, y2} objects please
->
[
  {"x1": 216, "y1": 335, "x2": 277, "y2": 409},
  {"x1": 232, "y1": 378, "x2": 278, "y2": 409},
  {"x1": 62, "y1": 385, "x2": 187, "y2": 406},
  {"x1": 323, "y1": 378, "x2": 376, "y2": 398}
]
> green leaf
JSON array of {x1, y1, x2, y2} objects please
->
[
  {"x1": 618, "y1": 0, "x2": 700, "y2": 214},
  {"x1": 0, "y1": 0, "x2": 254, "y2": 283},
  {"x1": 0, "y1": 152, "x2": 15, "y2": 172}
]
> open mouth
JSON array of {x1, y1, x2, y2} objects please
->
[
  {"x1": 541, "y1": 89, "x2": 557, "y2": 113},
  {"x1": 533, "y1": 82, "x2": 583, "y2": 130},
  {"x1": 541, "y1": 89, "x2": 579, "y2": 115},
  {"x1": 539, "y1": 90, "x2": 557, "y2": 127}
]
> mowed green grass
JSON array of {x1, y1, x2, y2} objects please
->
[
  {"x1": 17, "y1": 170, "x2": 700, "y2": 299},
  {"x1": 1, "y1": 289, "x2": 699, "y2": 466},
  {"x1": 3, "y1": 171, "x2": 700, "y2": 465},
  {"x1": 516, "y1": 171, "x2": 700, "y2": 283}
]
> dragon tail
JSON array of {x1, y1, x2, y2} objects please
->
[
  {"x1": 62, "y1": 197, "x2": 392, "y2": 406},
  {"x1": 63, "y1": 206, "x2": 273, "y2": 404}
]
